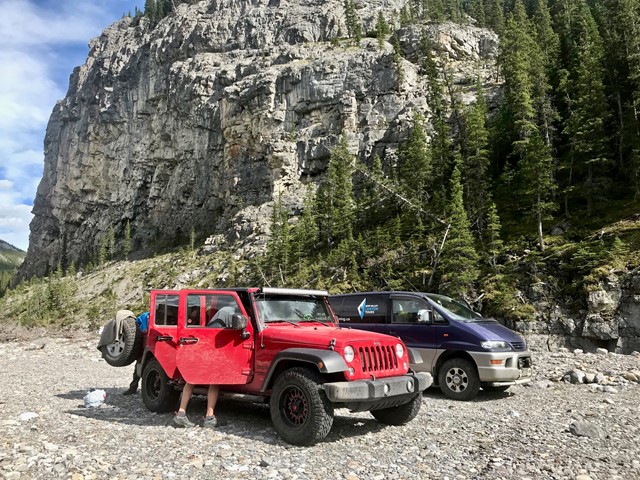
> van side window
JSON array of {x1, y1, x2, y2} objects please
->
[
  {"x1": 391, "y1": 299, "x2": 429, "y2": 324},
  {"x1": 433, "y1": 309, "x2": 447, "y2": 324}
]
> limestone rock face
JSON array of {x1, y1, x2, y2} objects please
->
[{"x1": 18, "y1": 0, "x2": 498, "y2": 279}]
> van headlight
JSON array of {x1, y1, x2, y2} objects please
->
[
  {"x1": 343, "y1": 345, "x2": 355, "y2": 363},
  {"x1": 481, "y1": 340, "x2": 511, "y2": 351},
  {"x1": 395, "y1": 343, "x2": 404, "y2": 358}
]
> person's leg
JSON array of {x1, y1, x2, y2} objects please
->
[
  {"x1": 205, "y1": 385, "x2": 219, "y2": 418},
  {"x1": 178, "y1": 383, "x2": 194, "y2": 413},
  {"x1": 174, "y1": 383, "x2": 195, "y2": 427},
  {"x1": 203, "y1": 385, "x2": 222, "y2": 428},
  {"x1": 123, "y1": 365, "x2": 141, "y2": 395}
]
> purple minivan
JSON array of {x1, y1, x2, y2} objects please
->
[{"x1": 330, "y1": 292, "x2": 533, "y2": 400}]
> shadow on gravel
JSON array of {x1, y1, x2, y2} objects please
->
[
  {"x1": 423, "y1": 387, "x2": 512, "y2": 402},
  {"x1": 61, "y1": 388, "x2": 386, "y2": 445}
]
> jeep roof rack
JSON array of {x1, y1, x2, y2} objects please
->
[{"x1": 260, "y1": 287, "x2": 329, "y2": 297}]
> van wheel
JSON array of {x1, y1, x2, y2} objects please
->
[
  {"x1": 371, "y1": 394, "x2": 422, "y2": 425},
  {"x1": 141, "y1": 358, "x2": 180, "y2": 412},
  {"x1": 100, "y1": 316, "x2": 143, "y2": 367},
  {"x1": 482, "y1": 385, "x2": 510, "y2": 393},
  {"x1": 270, "y1": 367, "x2": 334, "y2": 446},
  {"x1": 438, "y1": 358, "x2": 480, "y2": 401}
]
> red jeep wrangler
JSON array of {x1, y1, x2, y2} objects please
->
[{"x1": 112, "y1": 287, "x2": 432, "y2": 445}]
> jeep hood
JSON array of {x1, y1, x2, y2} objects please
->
[{"x1": 262, "y1": 323, "x2": 402, "y2": 348}]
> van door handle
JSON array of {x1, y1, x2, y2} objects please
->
[
  {"x1": 156, "y1": 335, "x2": 173, "y2": 342},
  {"x1": 179, "y1": 337, "x2": 199, "y2": 345}
]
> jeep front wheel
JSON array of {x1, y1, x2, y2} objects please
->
[
  {"x1": 141, "y1": 358, "x2": 180, "y2": 412},
  {"x1": 371, "y1": 394, "x2": 422, "y2": 425},
  {"x1": 270, "y1": 367, "x2": 334, "y2": 446}
]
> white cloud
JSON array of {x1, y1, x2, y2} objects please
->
[
  {"x1": 0, "y1": 204, "x2": 32, "y2": 251},
  {"x1": 0, "y1": 0, "x2": 142, "y2": 252}
]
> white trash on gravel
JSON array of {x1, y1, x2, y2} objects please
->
[
  {"x1": 83, "y1": 389, "x2": 106, "y2": 408},
  {"x1": 18, "y1": 412, "x2": 39, "y2": 421}
]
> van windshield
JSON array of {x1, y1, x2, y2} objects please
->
[
  {"x1": 255, "y1": 295, "x2": 333, "y2": 324},
  {"x1": 425, "y1": 294, "x2": 483, "y2": 322}
]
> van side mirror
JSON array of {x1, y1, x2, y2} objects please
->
[
  {"x1": 417, "y1": 309, "x2": 432, "y2": 323},
  {"x1": 231, "y1": 314, "x2": 248, "y2": 330}
]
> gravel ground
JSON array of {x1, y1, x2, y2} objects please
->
[{"x1": 1, "y1": 334, "x2": 639, "y2": 480}]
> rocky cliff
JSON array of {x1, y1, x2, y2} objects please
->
[{"x1": 18, "y1": 0, "x2": 498, "y2": 280}]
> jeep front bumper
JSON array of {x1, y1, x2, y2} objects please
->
[{"x1": 322, "y1": 372, "x2": 433, "y2": 412}]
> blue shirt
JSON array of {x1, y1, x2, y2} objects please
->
[{"x1": 136, "y1": 311, "x2": 149, "y2": 332}]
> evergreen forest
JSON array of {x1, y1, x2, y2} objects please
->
[{"x1": 254, "y1": 0, "x2": 640, "y2": 321}]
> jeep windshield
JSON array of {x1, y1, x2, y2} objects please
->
[
  {"x1": 425, "y1": 293, "x2": 484, "y2": 322},
  {"x1": 255, "y1": 295, "x2": 333, "y2": 325}
]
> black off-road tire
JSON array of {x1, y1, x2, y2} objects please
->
[
  {"x1": 438, "y1": 358, "x2": 481, "y2": 401},
  {"x1": 100, "y1": 316, "x2": 143, "y2": 367},
  {"x1": 141, "y1": 358, "x2": 180, "y2": 413},
  {"x1": 270, "y1": 367, "x2": 334, "y2": 446},
  {"x1": 371, "y1": 394, "x2": 422, "y2": 425},
  {"x1": 482, "y1": 385, "x2": 510, "y2": 394}
]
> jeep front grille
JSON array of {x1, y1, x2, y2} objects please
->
[{"x1": 358, "y1": 345, "x2": 398, "y2": 374}]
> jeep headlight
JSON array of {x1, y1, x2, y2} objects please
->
[
  {"x1": 395, "y1": 343, "x2": 404, "y2": 358},
  {"x1": 481, "y1": 340, "x2": 511, "y2": 351},
  {"x1": 343, "y1": 345, "x2": 355, "y2": 363}
]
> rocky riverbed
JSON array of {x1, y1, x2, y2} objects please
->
[{"x1": 0, "y1": 333, "x2": 639, "y2": 480}]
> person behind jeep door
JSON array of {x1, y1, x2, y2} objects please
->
[{"x1": 174, "y1": 300, "x2": 237, "y2": 427}]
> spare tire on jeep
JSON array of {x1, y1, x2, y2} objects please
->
[{"x1": 99, "y1": 314, "x2": 143, "y2": 367}]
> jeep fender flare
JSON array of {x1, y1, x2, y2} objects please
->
[
  {"x1": 261, "y1": 348, "x2": 348, "y2": 392},
  {"x1": 137, "y1": 347, "x2": 155, "y2": 378}
]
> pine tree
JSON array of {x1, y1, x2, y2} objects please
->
[
  {"x1": 421, "y1": 32, "x2": 453, "y2": 214},
  {"x1": 461, "y1": 80, "x2": 490, "y2": 237},
  {"x1": 108, "y1": 225, "x2": 116, "y2": 259},
  {"x1": 124, "y1": 220, "x2": 131, "y2": 260},
  {"x1": 391, "y1": 35, "x2": 405, "y2": 89},
  {"x1": 398, "y1": 112, "x2": 432, "y2": 198},
  {"x1": 375, "y1": 11, "x2": 391, "y2": 44},
  {"x1": 439, "y1": 158, "x2": 479, "y2": 298},
  {"x1": 144, "y1": 0, "x2": 157, "y2": 23},
  {"x1": 98, "y1": 235, "x2": 107, "y2": 266},
  {"x1": 483, "y1": 201, "x2": 503, "y2": 269},
  {"x1": 467, "y1": 0, "x2": 486, "y2": 26},
  {"x1": 484, "y1": 0, "x2": 504, "y2": 32},
  {"x1": 517, "y1": 130, "x2": 557, "y2": 251},
  {"x1": 316, "y1": 135, "x2": 356, "y2": 248},
  {"x1": 344, "y1": 0, "x2": 362, "y2": 43},
  {"x1": 498, "y1": 0, "x2": 557, "y2": 250},
  {"x1": 291, "y1": 190, "x2": 319, "y2": 269},
  {"x1": 563, "y1": 0, "x2": 610, "y2": 216}
]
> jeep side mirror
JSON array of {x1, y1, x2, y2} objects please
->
[
  {"x1": 417, "y1": 309, "x2": 432, "y2": 323},
  {"x1": 231, "y1": 314, "x2": 248, "y2": 330}
]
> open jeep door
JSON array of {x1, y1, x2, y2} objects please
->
[{"x1": 175, "y1": 291, "x2": 254, "y2": 385}]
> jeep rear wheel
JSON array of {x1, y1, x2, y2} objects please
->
[
  {"x1": 100, "y1": 316, "x2": 143, "y2": 367},
  {"x1": 438, "y1": 358, "x2": 480, "y2": 401},
  {"x1": 371, "y1": 394, "x2": 422, "y2": 425},
  {"x1": 141, "y1": 358, "x2": 180, "y2": 412},
  {"x1": 270, "y1": 367, "x2": 334, "y2": 446}
]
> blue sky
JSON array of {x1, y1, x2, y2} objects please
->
[{"x1": 0, "y1": 0, "x2": 143, "y2": 251}]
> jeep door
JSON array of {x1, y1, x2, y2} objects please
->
[
  {"x1": 387, "y1": 294, "x2": 440, "y2": 373},
  {"x1": 176, "y1": 291, "x2": 254, "y2": 385},
  {"x1": 148, "y1": 291, "x2": 180, "y2": 378}
]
